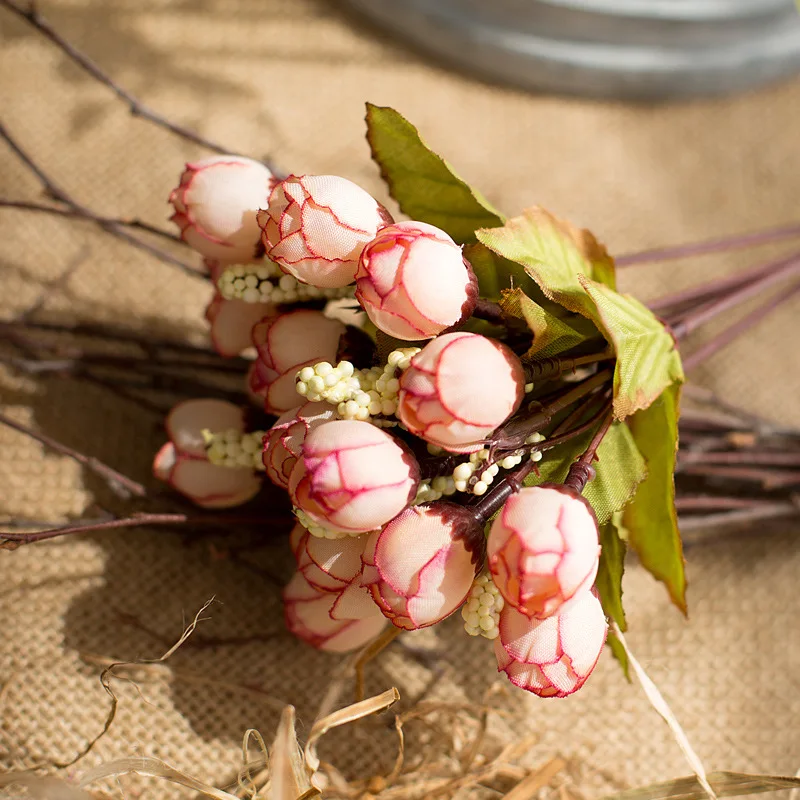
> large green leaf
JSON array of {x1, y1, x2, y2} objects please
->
[
  {"x1": 581, "y1": 277, "x2": 684, "y2": 420},
  {"x1": 526, "y1": 420, "x2": 646, "y2": 526},
  {"x1": 602, "y1": 772, "x2": 800, "y2": 800},
  {"x1": 596, "y1": 513, "x2": 630, "y2": 680},
  {"x1": 624, "y1": 382, "x2": 686, "y2": 614},
  {"x1": 475, "y1": 207, "x2": 617, "y2": 316},
  {"x1": 500, "y1": 288, "x2": 586, "y2": 359},
  {"x1": 365, "y1": 104, "x2": 504, "y2": 243}
]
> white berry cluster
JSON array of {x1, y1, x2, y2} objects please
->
[
  {"x1": 217, "y1": 263, "x2": 354, "y2": 305},
  {"x1": 293, "y1": 506, "x2": 375, "y2": 540},
  {"x1": 461, "y1": 573, "x2": 504, "y2": 639},
  {"x1": 295, "y1": 348, "x2": 421, "y2": 422},
  {"x1": 526, "y1": 431, "x2": 547, "y2": 460},
  {"x1": 412, "y1": 478, "x2": 457, "y2": 505},
  {"x1": 203, "y1": 428, "x2": 267, "y2": 470}
]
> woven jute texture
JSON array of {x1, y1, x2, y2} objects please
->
[{"x1": 1, "y1": 1, "x2": 799, "y2": 797}]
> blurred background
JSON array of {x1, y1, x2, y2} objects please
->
[{"x1": 1, "y1": 0, "x2": 799, "y2": 796}]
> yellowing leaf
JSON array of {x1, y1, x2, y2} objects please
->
[
  {"x1": 500, "y1": 287, "x2": 586, "y2": 359},
  {"x1": 475, "y1": 207, "x2": 617, "y2": 313},
  {"x1": 624, "y1": 382, "x2": 687, "y2": 614},
  {"x1": 365, "y1": 104, "x2": 504, "y2": 243},
  {"x1": 581, "y1": 277, "x2": 684, "y2": 420}
]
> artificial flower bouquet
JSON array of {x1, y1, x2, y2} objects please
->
[{"x1": 152, "y1": 104, "x2": 709, "y2": 699}]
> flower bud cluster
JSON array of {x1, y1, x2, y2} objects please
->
[
  {"x1": 461, "y1": 573, "x2": 504, "y2": 639},
  {"x1": 217, "y1": 263, "x2": 354, "y2": 305}
]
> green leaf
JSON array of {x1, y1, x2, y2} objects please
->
[
  {"x1": 526, "y1": 420, "x2": 646, "y2": 526},
  {"x1": 500, "y1": 288, "x2": 586, "y2": 359},
  {"x1": 475, "y1": 207, "x2": 617, "y2": 318},
  {"x1": 601, "y1": 772, "x2": 800, "y2": 800},
  {"x1": 623, "y1": 382, "x2": 686, "y2": 614},
  {"x1": 365, "y1": 104, "x2": 504, "y2": 243},
  {"x1": 606, "y1": 632, "x2": 631, "y2": 682},
  {"x1": 596, "y1": 514, "x2": 630, "y2": 681},
  {"x1": 580, "y1": 277, "x2": 684, "y2": 420}
]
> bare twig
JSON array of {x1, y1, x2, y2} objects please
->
[
  {"x1": 647, "y1": 253, "x2": 798, "y2": 313},
  {"x1": 671, "y1": 257, "x2": 800, "y2": 340},
  {"x1": 0, "y1": 511, "x2": 289, "y2": 548},
  {"x1": 0, "y1": 410, "x2": 147, "y2": 498},
  {"x1": 0, "y1": 198, "x2": 185, "y2": 245},
  {"x1": 678, "y1": 501, "x2": 800, "y2": 534},
  {"x1": 1, "y1": 0, "x2": 236, "y2": 156},
  {"x1": 0, "y1": 121, "x2": 204, "y2": 278},
  {"x1": 682, "y1": 282, "x2": 800, "y2": 372},
  {"x1": 616, "y1": 222, "x2": 800, "y2": 266}
]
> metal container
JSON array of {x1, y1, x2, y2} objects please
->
[{"x1": 343, "y1": 0, "x2": 800, "y2": 99}]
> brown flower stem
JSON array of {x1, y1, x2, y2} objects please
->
[
  {"x1": 670, "y1": 255, "x2": 800, "y2": 340},
  {"x1": 0, "y1": 0, "x2": 237, "y2": 158},
  {"x1": 677, "y1": 464, "x2": 800, "y2": 489},
  {"x1": 472, "y1": 400, "x2": 614, "y2": 522},
  {"x1": 0, "y1": 198, "x2": 185, "y2": 245},
  {"x1": 678, "y1": 502, "x2": 799, "y2": 537},
  {"x1": 0, "y1": 351, "x2": 247, "y2": 376},
  {"x1": 523, "y1": 349, "x2": 614, "y2": 383},
  {"x1": 0, "y1": 511, "x2": 286, "y2": 548},
  {"x1": 563, "y1": 408, "x2": 615, "y2": 493},
  {"x1": 647, "y1": 252, "x2": 797, "y2": 314},
  {"x1": 0, "y1": 122, "x2": 204, "y2": 278},
  {"x1": 682, "y1": 281, "x2": 800, "y2": 372},
  {"x1": 493, "y1": 368, "x2": 613, "y2": 449},
  {"x1": 616, "y1": 222, "x2": 800, "y2": 266},
  {"x1": 678, "y1": 450, "x2": 800, "y2": 467},
  {"x1": 674, "y1": 495, "x2": 791, "y2": 512},
  {"x1": 0, "y1": 411, "x2": 148, "y2": 497},
  {"x1": 3, "y1": 319, "x2": 219, "y2": 356}
]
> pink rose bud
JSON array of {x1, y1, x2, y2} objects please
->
[
  {"x1": 397, "y1": 332, "x2": 525, "y2": 453},
  {"x1": 169, "y1": 155, "x2": 273, "y2": 263},
  {"x1": 487, "y1": 485, "x2": 600, "y2": 619},
  {"x1": 257, "y1": 175, "x2": 390, "y2": 288},
  {"x1": 250, "y1": 309, "x2": 346, "y2": 414},
  {"x1": 153, "y1": 399, "x2": 261, "y2": 508},
  {"x1": 205, "y1": 291, "x2": 275, "y2": 357},
  {"x1": 355, "y1": 221, "x2": 478, "y2": 340},
  {"x1": 283, "y1": 571, "x2": 387, "y2": 653},
  {"x1": 289, "y1": 420, "x2": 419, "y2": 535},
  {"x1": 360, "y1": 502, "x2": 480, "y2": 630},
  {"x1": 494, "y1": 588, "x2": 607, "y2": 697},
  {"x1": 263, "y1": 401, "x2": 336, "y2": 489},
  {"x1": 293, "y1": 525, "x2": 369, "y2": 593}
]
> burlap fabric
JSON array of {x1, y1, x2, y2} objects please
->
[{"x1": 1, "y1": 1, "x2": 799, "y2": 796}]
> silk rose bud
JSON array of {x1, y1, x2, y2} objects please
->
[
  {"x1": 262, "y1": 402, "x2": 335, "y2": 489},
  {"x1": 354, "y1": 221, "x2": 478, "y2": 340},
  {"x1": 289, "y1": 420, "x2": 419, "y2": 535},
  {"x1": 293, "y1": 525, "x2": 368, "y2": 593},
  {"x1": 169, "y1": 156, "x2": 273, "y2": 263},
  {"x1": 249, "y1": 309, "x2": 346, "y2": 414},
  {"x1": 360, "y1": 502, "x2": 480, "y2": 630},
  {"x1": 494, "y1": 589, "x2": 607, "y2": 697},
  {"x1": 397, "y1": 332, "x2": 525, "y2": 453},
  {"x1": 283, "y1": 571, "x2": 386, "y2": 653},
  {"x1": 487, "y1": 485, "x2": 600, "y2": 619},
  {"x1": 257, "y1": 175, "x2": 391, "y2": 288},
  {"x1": 153, "y1": 399, "x2": 261, "y2": 508},
  {"x1": 205, "y1": 291, "x2": 275, "y2": 357}
]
